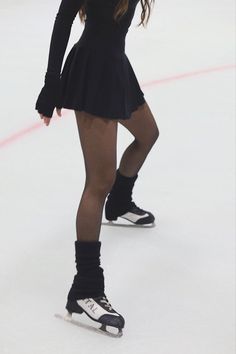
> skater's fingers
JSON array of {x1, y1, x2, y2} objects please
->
[
  {"x1": 43, "y1": 117, "x2": 51, "y2": 126},
  {"x1": 56, "y1": 108, "x2": 62, "y2": 117},
  {"x1": 38, "y1": 112, "x2": 51, "y2": 126}
]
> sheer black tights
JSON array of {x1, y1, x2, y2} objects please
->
[
  {"x1": 74, "y1": 102, "x2": 159, "y2": 241},
  {"x1": 74, "y1": 111, "x2": 118, "y2": 241}
]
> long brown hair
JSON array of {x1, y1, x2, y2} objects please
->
[{"x1": 79, "y1": 0, "x2": 155, "y2": 27}]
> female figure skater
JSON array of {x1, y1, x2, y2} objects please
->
[{"x1": 35, "y1": 0, "x2": 159, "y2": 337}]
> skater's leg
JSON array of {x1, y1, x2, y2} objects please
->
[
  {"x1": 104, "y1": 102, "x2": 158, "y2": 224},
  {"x1": 74, "y1": 111, "x2": 118, "y2": 241},
  {"x1": 66, "y1": 111, "x2": 124, "y2": 333},
  {"x1": 118, "y1": 101, "x2": 159, "y2": 177}
]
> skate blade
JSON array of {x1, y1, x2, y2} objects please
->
[
  {"x1": 55, "y1": 313, "x2": 123, "y2": 338},
  {"x1": 102, "y1": 220, "x2": 156, "y2": 228}
]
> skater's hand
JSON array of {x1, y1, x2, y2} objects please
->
[
  {"x1": 39, "y1": 108, "x2": 62, "y2": 126},
  {"x1": 35, "y1": 72, "x2": 62, "y2": 125}
]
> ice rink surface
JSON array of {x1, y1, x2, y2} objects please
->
[{"x1": 0, "y1": 0, "x2": 235, "y2": 353}]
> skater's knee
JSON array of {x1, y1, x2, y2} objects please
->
[
  {"x1": 151, "y1": 125, "x2": 159, "y2": 144},
  {"x1": 86, "y1": 170, "x2": 116, "y2": 198},
  {"x1": 136, "y1": 125, "x2": 159, "y2": 149}
]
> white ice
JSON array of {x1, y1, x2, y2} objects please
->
[{"x1": 0, "y1": 1, "x2": 235, "y2": 353}]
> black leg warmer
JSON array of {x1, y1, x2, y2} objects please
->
[
  {"x1": 67, "y1": 240, "x2": 105, "y2": 301},
  {"x1": 105, "y1": 169, "x2": 138, "y2": 219}
]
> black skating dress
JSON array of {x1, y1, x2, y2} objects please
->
[{"x1": 35, "y1": 0, "x2": 146, "y2": 120}]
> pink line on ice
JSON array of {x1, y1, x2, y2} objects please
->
[{"x1": 141, "y1": 64, "x2": 236, "y2": 87}]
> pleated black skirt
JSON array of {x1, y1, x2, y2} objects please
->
[{"x1": 60, "y1": 41, "x2": 146, "y2": 120}]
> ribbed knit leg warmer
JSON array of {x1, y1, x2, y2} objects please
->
[
  {"x1": 67, "y1": 240, "x2": 105, "y2": 301},
  {"x1": 105, "y1": 168, "x2": 138, "y2": 218}
]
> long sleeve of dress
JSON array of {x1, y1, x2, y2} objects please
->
[
  {"x1": 46, "y1": 0, "x2": 83, "y2": 76},
  {"x1": 35, "y1": 0, "x2": 83, "y2": 118}
]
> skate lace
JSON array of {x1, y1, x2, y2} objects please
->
[{"x1": 100, "y1": 296, "x2": 113, "y2": 311}]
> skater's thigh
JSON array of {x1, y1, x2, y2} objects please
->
[
  {"x1": 118, "y1": 101, "x2": 159, "y2": 143},
  {"x1": 74, "y1": 110, "x2": 118, "y2": 184}
]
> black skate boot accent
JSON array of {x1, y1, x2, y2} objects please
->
[{"x1": 105, "y1": 169, "x2": 155, "y2": 225}]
